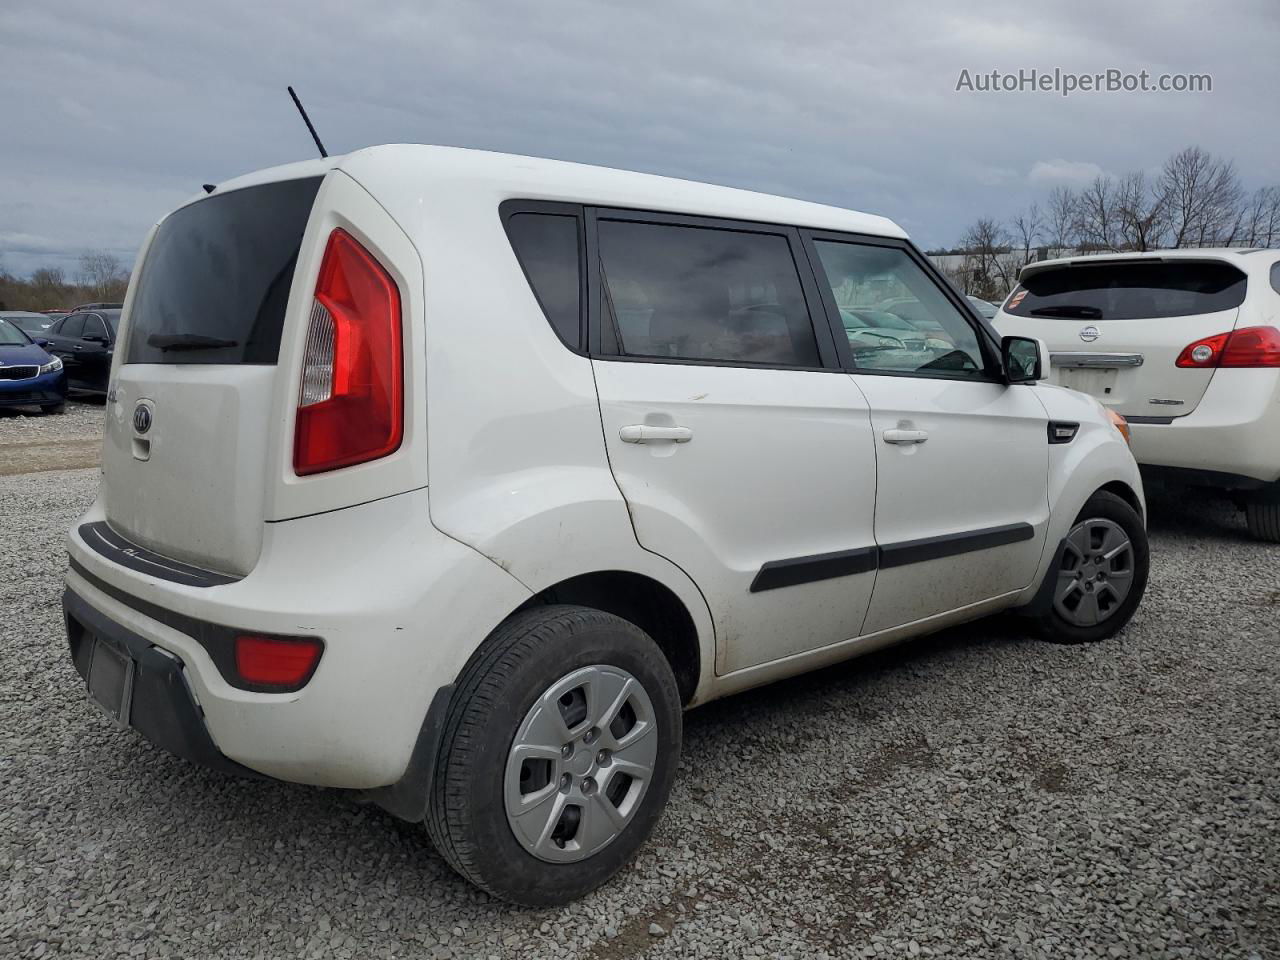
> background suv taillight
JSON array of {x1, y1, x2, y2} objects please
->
[
  {"x1": 1176, "y1": 326, "x2": 1280, "y2": 369},
  {"x1": 293, "y1": 229, "x2": 403, "y2": 475}
]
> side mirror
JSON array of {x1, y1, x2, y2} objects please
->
[
  {"x1": 1002, "y1": 335, "x2": 1049, "y2": 384},
  {"x1": 34, "y1": 338, "x2": 49, "y2": 347}
]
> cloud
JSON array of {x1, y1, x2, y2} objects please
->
[
  {"x1": 1028, "y1": 159, "x2": 1108, "y2": 187},
  {"x1": 0, "y1": 0, "x2": 1276, "y2": 272}
]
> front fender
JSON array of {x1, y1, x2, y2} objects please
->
[{"x1": 1017, "y1": 385, "x2": 1145, "y2": 607}]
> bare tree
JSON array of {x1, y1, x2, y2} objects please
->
[
  {"x1": 1044, "y1": 186, "x2": 1078, "y2": 251},
  {"x1": 1114, "y1": 171, "x2": 1168, "y2": 252},
  {"x1": 1009, "y1": 203, "x2": 1043, "y2": 266},
  {"x1": 1075, "y1": 176, "x2": 1123, "y2": 252},
  {"x1": 78, "y1": 251, "x2": 126, "y2": 299},
  {"x1": 1159, "y1": 146, "x2": 1245, "y2": 247},
  {"x1": 958, "y1": 218, "x2": 1017, "y2": 300},
  {"x1": 1240, "y1": 186, "x2": 1280, "y2": 247}
]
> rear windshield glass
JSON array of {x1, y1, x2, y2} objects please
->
[
  {"x1": 1006, "y1": 260, "x2": 1246, "y2": 321},
  {"x1": 125, "y1": 177, "x2": 322, "y2": 364}
]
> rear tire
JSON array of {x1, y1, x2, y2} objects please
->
[
  {"x1": 1032, "y1": 491, "x2": 1149, "y2": 644},
  {"x1": 1245, "y1": 498, "x2": 1280, "y2": 543},
  {"x1": 426, "y1": 605, "x2": 682, "y2": 906},
  {"x1": 41, "y1": 403, "x2": 65, "y2": 415}
]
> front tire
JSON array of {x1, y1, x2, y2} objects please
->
[
  {"x1": 41, "y1": 403, "x2": 66, "y2": 415},
  {"x1": 426, "y1": 606, "x2": 682, "y2": 905},
  {"x1": 1032, "y1": 491, "x2": 1149, "y2": 644}
]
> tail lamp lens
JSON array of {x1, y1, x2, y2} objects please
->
[
  {"x1": 234, "y1": 634, "x2": 324, "y2": 690},
  {"x1": 294, "y1": 229, "x2": 403, "y2": 475},
  {"x1": 1177, "y1": 326, "x2": 1280, "y2": 368}
]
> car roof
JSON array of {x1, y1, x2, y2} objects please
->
[
  {"x1": 195, "y1": 144, "x2": 909, "y2": 241},
  {"x1": 0, "y1": 311, "x2": 52, "y2": 319},
  {"x1": 1020, "y1": 247, "x2": 1280, "y2": 282}
]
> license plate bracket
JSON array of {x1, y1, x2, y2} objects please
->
[
  {"x1": 88, "y1": 637, "x2": 136, "y2": 727},
  {"x1": 1057, "y1": 367, "x2": 1119, "y2": 398}
]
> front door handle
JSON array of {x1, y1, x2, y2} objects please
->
[
  {"x1": 620, "y1": 425, "x2": 693, "y2": 444},
  {"x1": 882, "y1": 428, "x2": 928, "y2": 445}
]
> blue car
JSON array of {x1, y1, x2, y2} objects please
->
[{"x1": 0, "y1": 317, "x2": 68, "y2": 414}]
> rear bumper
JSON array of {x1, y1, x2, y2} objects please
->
[
  {"x1": 0, "y1": 369, "x2": 67, "y2": 406},
  {"x1": 63, "y1": 487, "x2": 532, "y2": 789},
  {"x1": 64, "y1": 587, "x2": 260, "y2": 780},
  {"x1": 1127, "y1": 369, "x2": 1280, "y2": 484}
]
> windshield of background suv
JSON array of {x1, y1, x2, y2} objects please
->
[
  {"x1": 0, "y1": 320, "x2": 31, "y2": 346},
  {"x1": 1006, "y1": 260, "x2": 1247, "y2": 320}
]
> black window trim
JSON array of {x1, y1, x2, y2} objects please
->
[
  {"x1": 499, "y1": 199, "x2": 588, "y2": 354},
  {"x1": 585, "y1": 206, "x2": 844, "y2": 373},
  {"x1": 1271, "y1": 260, "x2": 1280, "y2": 297},
  {"x1": 799, "y1": 228, "x2": 1005, "y2": 383}
]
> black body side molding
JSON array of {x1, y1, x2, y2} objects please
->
[
  {"x1": 751, "y1": 522, "x2": 1037, "y2": 591},
  {"x1": 750, "y1": 547, "x2": 878, "y2": 593}
]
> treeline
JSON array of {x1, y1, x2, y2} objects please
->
[
  {"x1": 0, "y1": 252, "x2": 130, "y2": 311},
  {"x1": 932, "y1": 145, "x2": 1280, "y2": 301}
]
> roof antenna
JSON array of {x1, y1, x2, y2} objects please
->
[{"x1": 288, "y1": 85, "x2": 328, "y2": 158}]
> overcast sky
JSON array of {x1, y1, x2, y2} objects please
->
[{"x1": 2, "y1": 0, "x2": 1277, "y2": 278}]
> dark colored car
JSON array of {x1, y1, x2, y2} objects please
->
[
  {"x1": 0, "y1": 317, "x2": 68, "y2": 413},
  {"x1": 41, "y1": 308, "x2": 119, "y2": 394}
]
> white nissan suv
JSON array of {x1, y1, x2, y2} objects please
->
[
  {"x1": 64, "y1": 145, "x2": 1147, "y2": 905},
  {"x1": 997, "y1": 250, "x2": 1280, "y2": 540}
]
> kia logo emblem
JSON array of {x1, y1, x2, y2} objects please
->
[
  {"x1": 133, "y1": 403, "x2": 153, "y2": 434},
  {"x1": 1079, "y1": 325, "x2": 1101, "y2": 343}
]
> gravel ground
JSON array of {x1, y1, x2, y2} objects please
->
[
  {"x1": 1, "y1": 465, "x2": 1276, "y2": 959},
  {"x1": 0, "y1": 400, "x2": 104, "y2": 475}
]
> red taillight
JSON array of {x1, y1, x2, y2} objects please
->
[
  {"x1": 1177, "y1": 326, "x2": 1280, "y2": 368},
  {"x1": 293, "y1": 228, "x2": 403, "y2": 475},
  {"x1": 234, "y1": 634, "x2": 324, "y2": 690}
]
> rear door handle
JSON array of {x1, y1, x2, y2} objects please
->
[
  {"x1": 882, "y1": 428, "x2": 928, "y2": 445},
  {"x1": 619, "y1": 425, "x2": 693, "y2": 444}
]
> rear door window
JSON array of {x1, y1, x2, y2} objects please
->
[
  {"x1": 125, "y1": 176, "x2": 322, "y2": 364},
  {"x1": 58, "y1": 314, "x2": 86, "y2": 339},
  {"x1": 1271, "y1": 261, "x2": 1280, "y2": 296},
  {"x1": 596, "y1": 218, "x2": 821, "y2": 368},
  {"x1": 1006, "y1": 261, "x2": 1246, "y2": 321},
  {"x1": 83, "y1": 315, "x2": 109, "y2": 341}
]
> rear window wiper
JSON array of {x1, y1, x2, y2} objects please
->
[
  {"x1": 1028, "y1": 305, "x2": 1103, "y2": 320},
  {"x1": 146, "y1": 333, "x2": 239, "y2": 351}
]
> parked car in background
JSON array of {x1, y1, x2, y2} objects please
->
[
  {"x1": 0, "y1": 317, "x2": 67, "y2": 413},
  {"x1": 41, "y1": 308, "x2": 119, "y2": 395},
  {"x1": 68, "y1": 301, "x2": 124, "y2": 312},
  {"x1": 64, "y1": 146, "x2": 1148, "y2": 907},
  {"x1": 997, "y1": 249, "x2": 1280, "y2": 540},
  {"x1": 0, "y1": 310, "x2": 57, "y2": 335},
  {"x1": 967, "y1": 296, "x2": 999, "y2": 319}
]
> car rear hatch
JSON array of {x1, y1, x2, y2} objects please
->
[
  {"x1": 1002, "y1": 258, "x2": 1247, "y2": 419},
  {"x1": 101, "y1": 174, "x2": 325, "y2": 577}
]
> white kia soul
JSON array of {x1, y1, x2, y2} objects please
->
[
  {"x1": 996, "y1": 250, "x2": 1280, "y2": 541},
  {"x1": 64, "y1": 145, "x2": 1148, "y2": 905}
]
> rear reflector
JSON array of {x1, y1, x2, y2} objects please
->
[
  {"x1": 234, "y1": 635, "x2": 323, "y2": 690},
  {"x1": 293, "y1": 228, "x2": 403, "y2": 475},
  {"x1": 1176, "y1": 326, "x2": 1280, "y2": 368}
]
